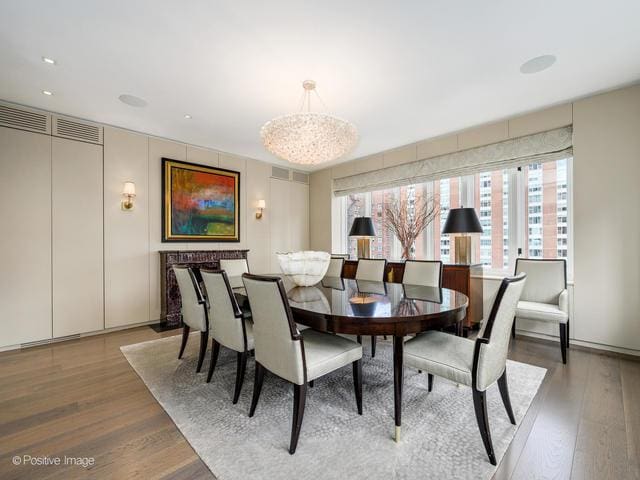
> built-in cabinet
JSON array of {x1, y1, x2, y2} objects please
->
[
  {"x1": 52, "y1": 137, "x2": 104, "y2": 337},
  {"x1": 0, "y1": 127, "x2": 52, "y2": 346},
  {"x1": 269, "y1": 177, "x2": 309, "y2": 272}
]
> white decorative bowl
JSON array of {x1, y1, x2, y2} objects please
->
[{"x1": 276, "y1": 251, "x2": 331, "y2": 287}]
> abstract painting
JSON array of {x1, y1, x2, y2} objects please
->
[{"x1": 162, "y1": 158, "x2": 240, "y2": 242}]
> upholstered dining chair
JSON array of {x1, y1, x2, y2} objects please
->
[
  {"x1": 219, "y1": 258, "x2": 249, "y2": 288},
  {"x1": 513, "y1": 258, "x2": 569, "y2": 363},
  {"x1": 402, "y1": 260, "x2": 443, "y2": 288},
  {"x1": 200, "y1": 269, "x2": 255, "y2": 404},
  {"x1": 355, "y1": 258, "x2": 387, "y2": 356},
  {"x1": 403, "y1": 273, "x2": 526, "y2": 465},
  {"x1": 325, "y1": 256, "x2": 345, "y2": 278},
  {"x1": 172, "y1": 266, "x2": 209, "y2": 373},
  {"x1": 242, "y1": 273, "x2": 363, "y2": 454}
]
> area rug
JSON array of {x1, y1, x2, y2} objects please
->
[{"x1": 121, "y1": 334, "x2": 546, "y2": 480}]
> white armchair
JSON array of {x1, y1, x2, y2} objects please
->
[{"x1": 513, "y1": 258, "x2": 569, "y2": 363}]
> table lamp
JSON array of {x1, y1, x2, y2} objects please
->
[
  {"x1": 349, "y1": 217, "x2": 376, "y2": 259},
  {"x1": 442, "y1": 207, "x2": 483, "y2": 264}
]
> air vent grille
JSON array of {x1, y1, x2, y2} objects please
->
[
  {"x1": 292, "y1": 171, "x2": 309, "y2": 184},
  {"x1": 271, "y1": 166, "x2": 290, "y2": 181},
  {"x1": 0, "y1": 102, "x2": 51, "y2": 134},
  {"x1": 53, "y1": 116, "x2": 103, "y2": 145}
]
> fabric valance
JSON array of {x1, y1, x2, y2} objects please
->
[{"x1": 333, "y1": 126, "x2": 573, "y2": 196}]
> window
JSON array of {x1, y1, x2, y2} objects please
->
[{"x1": 335, "y1": 156, "x2": 573, "y2": 275}]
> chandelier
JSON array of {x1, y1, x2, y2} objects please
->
[{"x1": 260, "y1": 80, "x2": 358, "y2": 166}]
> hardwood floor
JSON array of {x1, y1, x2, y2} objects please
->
[{"x1": 0, "y1": 327, "x2": 638, "y2": 479}]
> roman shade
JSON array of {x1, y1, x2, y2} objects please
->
[{"x1": 333, "y1": 126, "x2": 572, "y2": 196}]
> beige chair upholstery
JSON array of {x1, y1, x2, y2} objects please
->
[
  {"x1": 403, "y1": 274, "x2": 527, "y2": 465},
  {"x1": 172, "y1": 266, "x2": 209, "y2": 373},
  {"x1": 514, "y1": 258, "x2": 569, "y2": 363},
  {"x1": 325, "y1": 257, "x2": 345, "y2": 278},
  {"x1": 172, "y1": 266, "x2": 207, "y2": 332},
  {"x1": 242, "y1": 273, "x2": 363, "y2": 454},
  {"x1": 200, "y1": 269, "x2": 254, "y2": 403},
  {"x1": 402, "y1": 260, "x2": 442, "y2": 287},
  {"x1": 220, "y1": 258, "x2": 249, "y2": 288},
  {"x1": 355, "y1": 258, "x2": 386, "y2": 281},
  {"x1": 201, "y1": 270, "x2": 254, "y2": 353}
]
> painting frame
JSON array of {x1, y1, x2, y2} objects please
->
[{"x1": 162, "y1": 158, "x2": 240, "y2": 242}]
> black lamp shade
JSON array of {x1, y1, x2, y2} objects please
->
[
  {"x1": 349, "y1": 217, "x2": 376, "y2": 237},
  {"x1": 442, "y1": 207, "x2": 483, "y2": 234}
]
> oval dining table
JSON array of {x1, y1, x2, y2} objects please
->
[{"x1": 232, "y1": 275, "x2": 469, "y2": 442}]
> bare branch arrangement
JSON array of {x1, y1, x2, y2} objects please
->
[{"x1": 383, "y1": 192, "x2": 440, "y2": 259}]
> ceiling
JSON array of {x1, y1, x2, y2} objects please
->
[{"x1": 1, "y1": 1, "x2": 639, "y2": 171}]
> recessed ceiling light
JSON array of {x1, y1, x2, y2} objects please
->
[
  {"x1": 184, "y1": 114, "x2": 192, "y2": 119},
  {"x1": 42, "y1": 90, "x2": 53, "y2": 96},
  {"x1": 42, "y1": 56, "x2": 56, "y2": 65},
  {"x1": 520, "y1": 55, "x2": 556, "y2": 74},
  {"x1": 118, "y1": 94, "x2": 147, "y2": 108}
]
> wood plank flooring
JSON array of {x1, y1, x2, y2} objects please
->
[{"x1": 0, "y1": 327, "x2": 638, "y2": 479}]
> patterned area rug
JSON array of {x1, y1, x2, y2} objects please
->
[{"x1": 121, "y1": 334, "x2": 546, "y2": 480}]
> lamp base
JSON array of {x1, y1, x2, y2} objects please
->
[
  {"x1": 454, "y1": 235, "x2": 472, "y2": 264},
  {"x1": 356, "y1": 238, "x2": 371, "y2": 259}
]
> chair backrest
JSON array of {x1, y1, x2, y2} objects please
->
[
  {"x1": 402, "y1": 260, "x2": 443, "y2": 287},
  {"x1": 242, "y1": 274, "x2": 306, "y2": 385},
  {"x1": 200, "y1": 269, "x2": 247, "y2": 352},
  {"x1": 220, "y1": 259, "x2": 249, "y2": 288},
  {"x1": 172, "y1": 266, "x2": 207, "y2": 331},
  {"x1": 355, "y1": 258, "x2": 387, "y2": 281},
  {"x1": 515, "y1": 258, "x2": 566, "y2": 304},
  {"x1": 325, "y1": 257, "x2": 345, "y2": 277},
  {"x1": 473, "y1": 273, "x2": 526, "y2": 391}
]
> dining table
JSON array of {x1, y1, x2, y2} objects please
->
[{"x1": 231, "y1": 275, "x2": 469, "y2": 442}]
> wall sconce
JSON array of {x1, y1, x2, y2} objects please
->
[
  {"x1": 121, "y1": 182, "x2": 136, "y2": 211},
  {"x1": 255, "y1": 199, "x2": 266, "y2": 219}
]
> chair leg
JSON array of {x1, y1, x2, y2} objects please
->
[
  {"x1": 559, "y1": 323, "x2": 567, "y2": 364},
  {"x1": 309, "y1": 380, "x2": 314, "y2": 388},
  {"x1": 232, "y1": 351, "x2": 248, "y2": 404},
  {"x1": 289, "y1": 383, "x2": 307, "y2": 454},
  {"x1": 511, "y1": 317, "x2": 516, "y2": 339},
  {"x1": 249, "y1": 362, "x2": 265, "y2": 417},
  {"x1": 497, "y1": 371, "x2": 516, "y2": 425},
  {"x1": 196, "y1": 331, "x2": 208, "y2": 373},
  {"x1": 427, "y1": 374, "x2": 433, "y2": 392},
  {"x1": 178, "y1": 325, "x2": 190, "y2": 359},
  {"x1": 472, "y1": 389, "x2": 496, "y2": 465},
  {"x1": 352, "y1": 359, "x2": 363, "y2": 415},
  {"x1": 566, "y1": 319, "x2": 570, "y2": 349},
  {"x1": 206, "y1": 339, "x2": 221, "y2": 383},
  {"x1": 371, "y1": 336, "x2": 377, "y2": 358},
  {"x1": 356, "y1": 335, "x2": 362, "y2": 344}
]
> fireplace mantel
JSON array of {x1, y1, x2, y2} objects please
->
[{"x1": 159, "y1": 249, "x2": 249, "y2": 326}]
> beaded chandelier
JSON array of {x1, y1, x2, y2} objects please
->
[{"x1": 260, "y1": 80, "x2": 358, "y2": 166}]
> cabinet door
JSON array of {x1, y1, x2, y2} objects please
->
[
  {"x1": 289, "y1": 182, "x2": 309, "y2": 252},
  {"x1": 0, "y1": 127, "x2": 52, "y2": 347},
  {"x1": 52, "y1": 137, "x2": 104, "y2": 337},
  {"x1": 269, "y1": 178, "x2": 290, "y2": 272}
]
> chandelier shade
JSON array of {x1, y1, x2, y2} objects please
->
[{"x1": 260, "y1": 81, "x2": 358, "y2": 166}]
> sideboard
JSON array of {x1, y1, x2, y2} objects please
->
[
  {"x1": 159, "y1": 250, "x2": 249, "y2": 326},
  {"x1": 342, "y1": 260, "x2": 483, "y2": 331}
]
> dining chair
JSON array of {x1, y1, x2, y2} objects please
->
[
  {"x1": 513, "y1": 258, "x2": 569, "y2": 363},
  {"x1": 402, "y1": 260, "x2": 443, "y2": 288},
  {"x1": 200, "y1": 269, "x2": 255, "y2": 404},
  {"x1": 219, "y1": 258, "x2": 249, "y2": 288},
  {"x1": 403, "y1": 273, "x2": 526, "y2": 465},
  {"x1": 325, "y1": 256, "x2": 345, "y2": 278},
  {"x1": 355, "y1": 258, "x2": 387, "y2": 356},
  {"x1": 172, "y1": 266, "x2": 209, "y2": 373},
  {"x1": 242, "y1": 273, "x2": 363, "y2": 454}
]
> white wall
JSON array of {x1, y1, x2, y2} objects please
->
[{"x1": 0, "y1": 112, "x2": 309, "y2": 348}]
